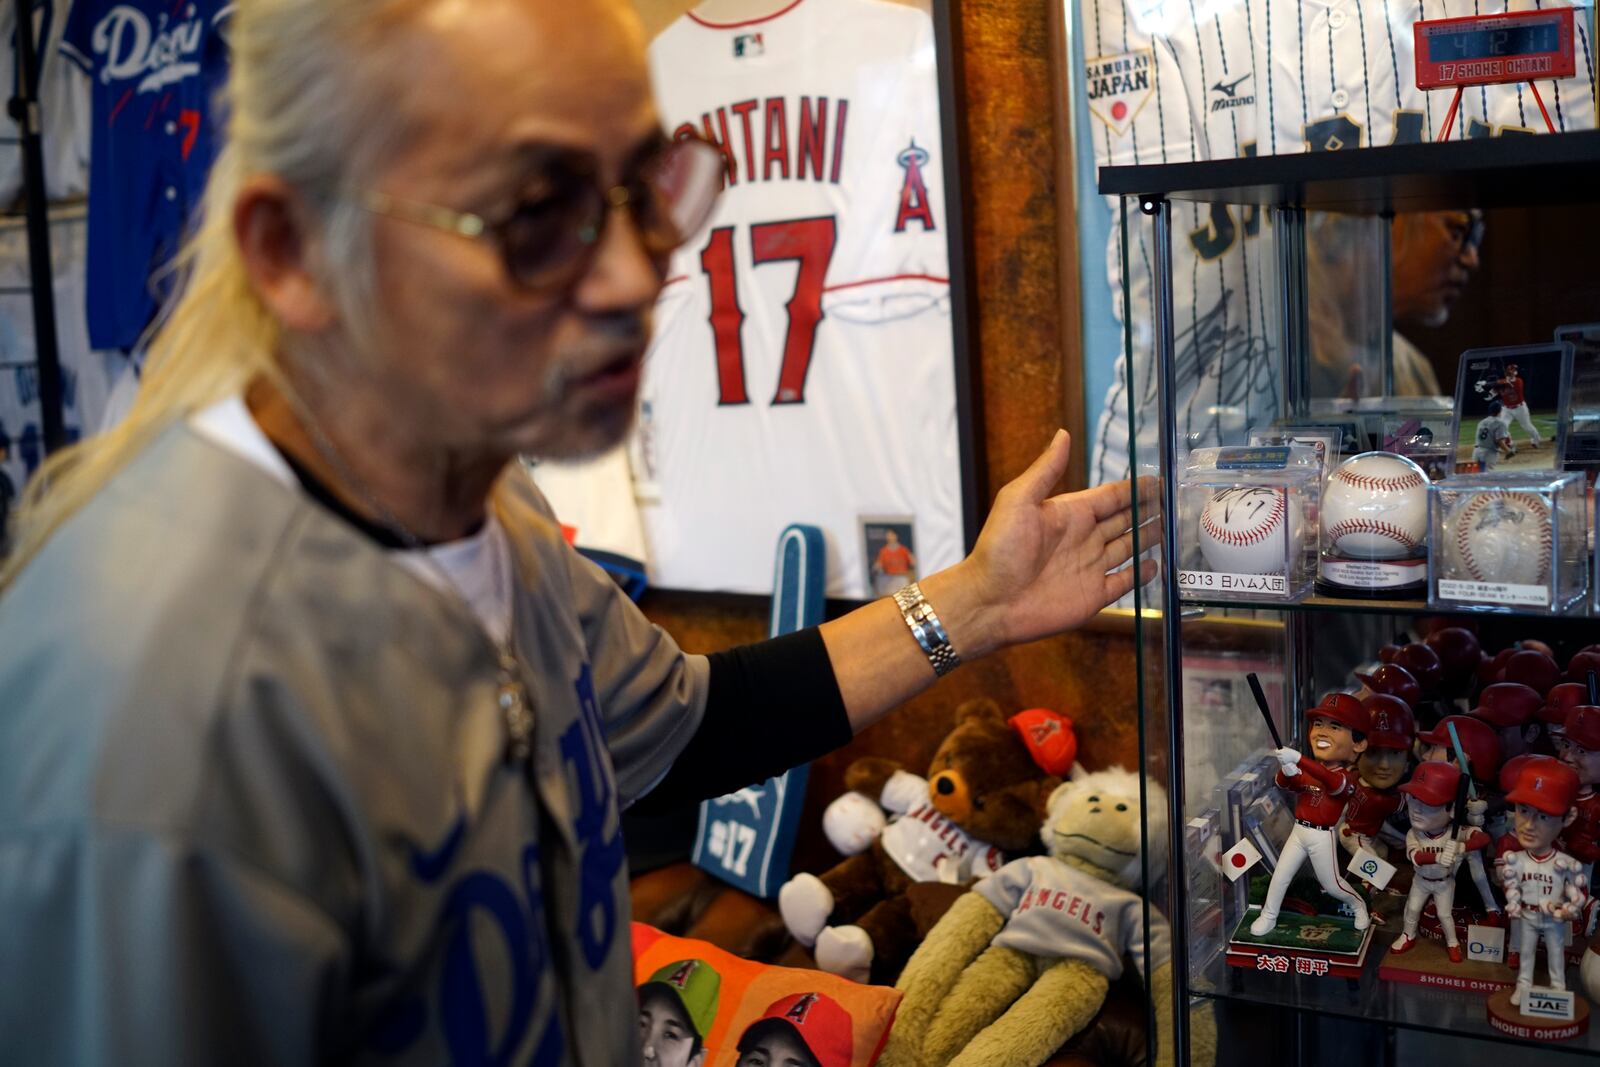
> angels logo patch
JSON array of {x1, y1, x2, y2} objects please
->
[
  {"x1": 894, "y1": 139, "x2": 935, "y2": 233},
  {"x1": 1084, "y1": 49, "x2": 1154, "y2": 137}
]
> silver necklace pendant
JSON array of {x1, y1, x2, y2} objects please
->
[{"x1": 498, "y1": 650, "x2": 534, "y2": 764}]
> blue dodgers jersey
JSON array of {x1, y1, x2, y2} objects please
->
[{"x1": 61, "y1": 1, "x2": 231, "y2": 349}]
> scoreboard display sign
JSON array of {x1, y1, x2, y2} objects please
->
[{"x1": 1414, "y1": 8, "x2": 1576, "y2": 89}]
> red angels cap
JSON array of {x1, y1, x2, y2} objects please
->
[
  {"x1": 1416, "y1": 715, "x2": 1502, "y2": 781},
  {"x1": 1309, "y1": 692, "x2": 1372, "y2": 736},
  {"x1": 743, "y1": 992, "x2": 854, "y2": 1067},
  {"x1": 1362, "y1": 694, "x2": 1416, "y2": 751},
  {"x1": 1566, "y1": 649, "x2": 1600, "y2": 685},
  {"x1": 1499, "y1": 753, "x2": 1565, "y2": 795},
  {"x1": 1541, "y1": 683, "x2": 1587, "y2": 728},
  {"x1": 1391, "y1": 644, "x2": 1445, "y2": 695},
  {"x1": 1400, "y1": 760, "x2": 1462, "y2": 807},
  {"x1": 1565, "y1": 705, "x2": 1600, "y2": 753},
  {"x1": 1470, "y1": 682, "x2": 1544, "y2": 728},
  {"x1": 1009, "y1": 708, "x2": 1077, "y2": 777},
  {"x1": 1503, "y1": 649, "x2": 1560, "y2": 697},
  {"x1": 1505, "y1": 759, "x2": 1580, "y2": 816},
  {"x1": 1355, "y1": 664, "x2": 1421, "y2": 710}
]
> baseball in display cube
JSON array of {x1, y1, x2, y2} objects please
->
[
  {"x1": 1318, "y1": 452, "x2": 1431, "y2": 594},
  {"x1": 1428, "y1": 472, "x2": 1587, "y2": 614},
  {"x1": 1178, "y1": 446, "x2": 1320, "y2": 602}
]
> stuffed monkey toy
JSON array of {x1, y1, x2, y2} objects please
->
[{"x1": 879, "y1": 765, "x2": 1215, "y2": 1067}]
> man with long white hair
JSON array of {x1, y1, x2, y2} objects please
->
[{"x1": 0, "y1": 0, "x2": 1149, "y2": 1062}]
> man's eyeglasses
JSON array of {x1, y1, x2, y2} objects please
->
[
  {"x1": 362, "y1": 136, "x2": 724, "y2": 291},
  {"x1": 1446, "y1": 210, "x2": 1485, "y2": 253}
]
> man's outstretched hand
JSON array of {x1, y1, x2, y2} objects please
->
[{"x1": 942, "y1": 430, "x2": 1158, "y2": 654}]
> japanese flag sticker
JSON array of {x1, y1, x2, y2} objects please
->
[{"x1": 1221, "y1": 839, "x2": 1263, "y2": 881}]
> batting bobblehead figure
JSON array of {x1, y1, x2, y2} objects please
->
[
  {"x1": 1501, "y1": 759, "x2": 1589, "y2": 1007},
  {"x1": 1390, "y1": 761, "x2": 1491, "y2": 962},
  {"x1": 1251, "y1": 693, "x2": 1371, "y2": 937}
]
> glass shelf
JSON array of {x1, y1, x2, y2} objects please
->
[
  {"x1": 1194, "y1": 967, "x2": 1600, "y2": 1058},
  {"x1": 1179, "y1": 594, "x2": 1595, "y2": 620}
]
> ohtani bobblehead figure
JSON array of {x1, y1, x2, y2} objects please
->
[
  {"x1": 1389, "y1": 761, "x2": 1490, "y2": 962},
  {"x1": 1416, "y1": 715, "x2": 1505, "y2": 923},
  {"x1": 1501, "y1": 760, "x2": 1589, "y2": 1008},
  {"x1": 1559, "y1": 705, "x2": 1600, "y2": 871},
  {"x1": 1339, "y1": 695, "x2": 1415, "y2": 861},
  {"x1": 1251, "y1": 694, "x2": 1371, "y2": 937}
]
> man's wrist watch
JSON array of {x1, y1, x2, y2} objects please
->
[{"x1": 893, "y1": 581, "x2": 961, "y2": 677}]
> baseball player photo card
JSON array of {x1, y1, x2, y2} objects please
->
[
  {"x1": 1451, "y1": 343, "x2": 1573, "y2": 475},
  {"x1": 1379, "y1": 412, "x2": 1457, "y2": 483},
  {"x1": 860, "y1": 518, "x2": 917, "y2": 599},
  {"x1": 1555, "y1": 323, "x2": 1600, "y2": 480}
]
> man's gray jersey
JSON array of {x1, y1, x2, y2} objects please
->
[{"x1": 0, "y1": 424, "x2": 709, "y2": 1065}]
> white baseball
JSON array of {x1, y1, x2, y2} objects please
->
[
  {"x1": 1198, "y1": 487, "x2": 1302, "y2": 574},
  {"x1": 1321, "y1": 452, "x2": 1428, "y2": 560},
  {"x1": 1444, "y1": 492, "x2": 1553, "y2": 585}
]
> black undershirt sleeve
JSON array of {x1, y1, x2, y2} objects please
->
[{"x1": 633, "y1": 627, "x2": 853, "y2": 813}]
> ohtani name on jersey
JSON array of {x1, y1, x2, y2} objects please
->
[{"x1": 673, "y1": 96, "x2": 849, "y2": 187}]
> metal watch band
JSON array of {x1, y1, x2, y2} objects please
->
[{"x1": 892, "y1": 581, "x2": 961, "y2": 677}]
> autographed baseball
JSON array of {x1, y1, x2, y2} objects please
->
[
  {"x1": 1198, "y1": 487, "x2": 1301, "y2": 574},
  {"x1": 1444, "y1": 492, "x2": 1553, "y2": 586},
  {"x1": 1321, "y1": 452, "x2": 1428, "y2": 560}
]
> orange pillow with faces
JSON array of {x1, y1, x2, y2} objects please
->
[{"x1": 632, "y1": 923, "x2": 901, "y2": 1067}]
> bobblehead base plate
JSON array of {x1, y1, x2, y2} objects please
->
[
  {"x1": 1486, "y1": 987, "x2": 1590, "y2": 1042},
  {"x1": 1226, "y1": 907, "x2": 1374, "y2": 979},
  {"x1": 1378, "y1": 934, "x2": 1514, "y2": 994}
]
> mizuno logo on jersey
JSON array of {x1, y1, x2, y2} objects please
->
[
  {"x1": 1083, "y1": 50, "x2": 1153, "y2": 138},
  {"x1": 85, "y1": 5, "x2": 210, "y2": 95},
  {"x1": 1209, "y1": 71, "x2": 1254, "y2": 112},
  {"x1": 733, "y1": 32, "x2": 764, "y2": 58}
]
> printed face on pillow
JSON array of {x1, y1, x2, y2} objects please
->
[
  {"x1": 736, "y1": 1028, "x2": 821, "y2": 1067},
  {"x1": 638, "y1": 986, "x2": 705, "y2": 1067}
]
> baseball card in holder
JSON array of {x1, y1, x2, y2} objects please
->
[
  {"x1": 1178, "y1": 445, "x2": 1322, "y2": 603},
  {"x1": 1451, "y1": 343, "x2": 1573, "y2": 477},
  {"x1": 1317, "y1": 452, "x2": 1431, "y2": 596},
  {"x1": 1380, "y1": 411, "x2": 1456, "y2": 484},
  {"x1": 1554, "y1": 324, "x2": 1600, "y2": 482},
  {"x1": 1428, "y1": 472, "x2": 1588, "y2": 615}
]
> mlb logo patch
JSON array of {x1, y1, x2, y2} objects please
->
[{"x1": 734, "y1": 32, "x2": 764, "y2": 57}]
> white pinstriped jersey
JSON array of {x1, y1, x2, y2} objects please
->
[
  {"x1": 1084, "y1": 0, "x2": 1596, "y2": 487},
  {"x1": 634, "y1": 0, "x2": 962, "y2": 597},
  {"x1": 1084, "y1": 0, "x2": 1280, "y2": 486}
]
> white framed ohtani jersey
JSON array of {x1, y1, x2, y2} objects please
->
[{"x1": 635, "y1": 0, "x2": 966, "y2": 597}]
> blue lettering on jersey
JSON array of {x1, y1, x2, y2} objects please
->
[
  {"x1": 561, "y1": 664, "x2": 625, "y2": 970},
  {"x1": 62, "y1": 1, "x2": 232, "y2": 349}
]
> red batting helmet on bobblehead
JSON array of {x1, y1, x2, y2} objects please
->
[
  {"x1": 1363, "y1": 695, "x2": 1416, "y2": 750},
  {"x1": 1312, "y1": 692, "x2": 1372, "y2": 736},
  {"x1": 1416, "y1": 715, "x2": 1502, "y2": 782}
]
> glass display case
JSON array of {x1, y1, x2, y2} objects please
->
[{"x1": 1103, "y1": 132, "x2": 1600, "y2": 1063}]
